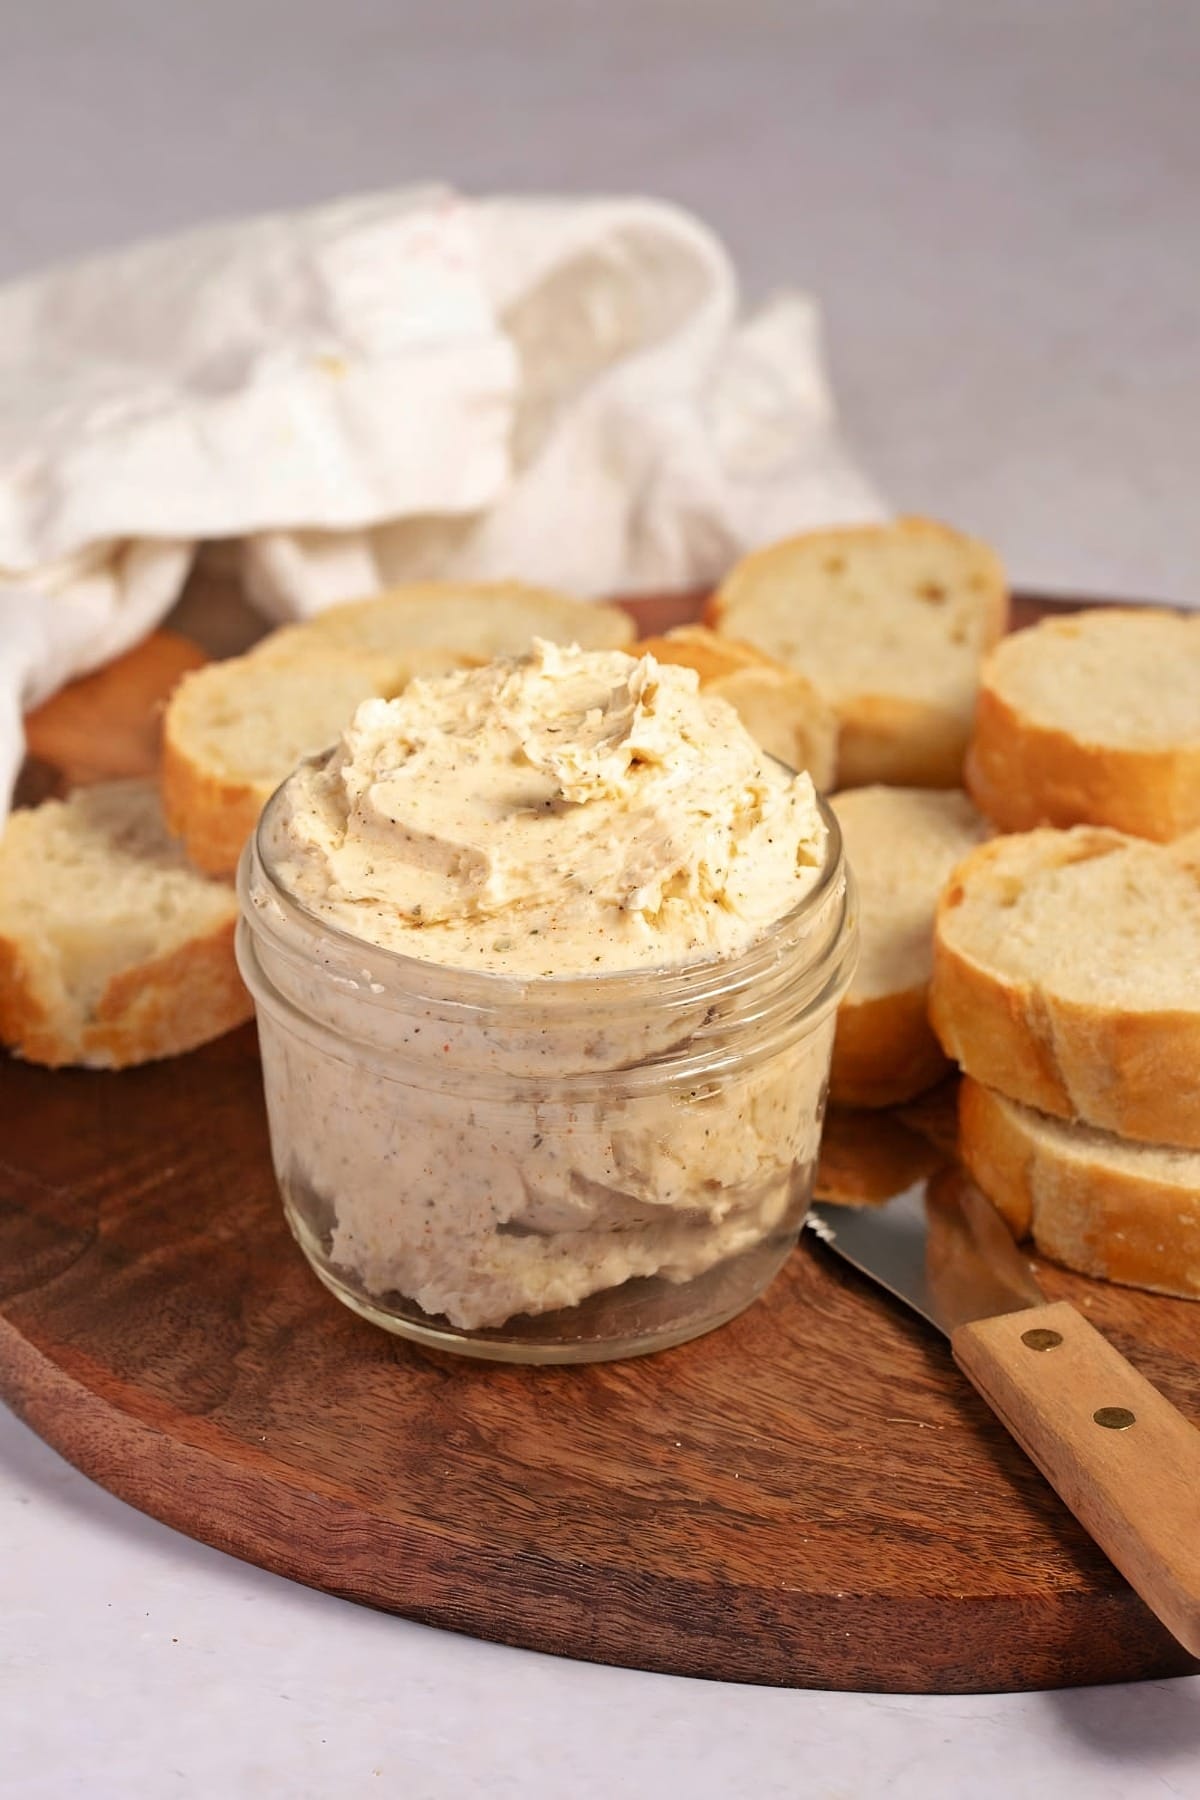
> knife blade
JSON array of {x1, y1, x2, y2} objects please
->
[{"x1": 808, "y1": 1169, "x2": 1200, "y2": 1658}]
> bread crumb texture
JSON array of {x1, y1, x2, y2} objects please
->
[
  {"x1": 0, "y1": 779, "x2": 250, "y2": 1067},
  {"x1": 706, "y1": 517, "x2": 1008, "y2": 788},
  {"x1": 826, "y1": 786, "x2": 990, "y2": 1107},
  {"x1": 931, "y1": 826, "x2": 1200, "y2": 1149}
]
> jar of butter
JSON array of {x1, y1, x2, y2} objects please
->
[{"x1": 236, "y1": 643, "x2": 857, "y2": 1362}]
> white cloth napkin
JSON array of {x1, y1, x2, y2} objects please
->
[{"x1": 0, "y1": 185, "x2": 883, "y2": 813}]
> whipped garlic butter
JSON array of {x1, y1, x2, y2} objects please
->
[
  {"x1": 238, "y1": 643, "x2": 857, "y2": 1358},
  {"x1": 263, "y1": 641, "x2": 827, "y2": 975}
]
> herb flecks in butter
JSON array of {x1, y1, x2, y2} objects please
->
[{"x1": 265, "y1": 641, "x2": 826, "y2": 978}]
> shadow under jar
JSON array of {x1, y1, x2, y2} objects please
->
[{"x1": 237, "y1": 794, "x2": 857, "y2": 1363}]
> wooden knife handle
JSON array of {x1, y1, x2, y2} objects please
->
[{"x1": 951, "y1": 1298, "x2": 1200, "y2": 1656}]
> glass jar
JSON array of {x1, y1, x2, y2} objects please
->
[{"x1": 236, "y1": 791, "x2": 857, "y2": 1364}]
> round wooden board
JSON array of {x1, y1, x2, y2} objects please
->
[{"x1": 2, "y1": 587, "x2": 1198, "y2": 1694}]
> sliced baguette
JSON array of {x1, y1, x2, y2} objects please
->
[
  {"x1": 24, "y1": 629, "x2": 208, "y2": 789},
  {"x1": 0, "y1": 779, "x2": 250, "y2": 1068},
  {"x1": 930, "y1": 826, "x2": 1200, "y2": 1150},
  {"x1": 162, "y1": 646, "x2": 415, "y2": 877},
  {"x1": 959, "y1": 1077, "x2": 1200, "y2": 1301},
  {"x1": 164, "y1": 582, "x2": 636, "y2": 877},
  {"x1": 828, "y1": 786, "x2": 990, "y2": 1106},
  {"x1": 636, "y1": 625, "x2": 837, "y2": 787},
  {"x1": 706, "y1": 518, "x2": 1007, "y2": 788},
  {"x1": 965, "y1": 607, "x2": 1200, "y2": 842},
  {"x1": 264, "y1": 580, "x2": 635, "y2": 664}
]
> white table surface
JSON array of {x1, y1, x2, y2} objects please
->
[{"x1": 3, "y1": 3, "x2": 1199, "y2": 1794}]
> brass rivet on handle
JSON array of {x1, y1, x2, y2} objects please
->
[
  {"x1": 1094, "y1": 1406, "x2": 1136, "y2": 1431},
  {"x1": 1021, "y1": 1327, "x2": 1063, "y2": 1352}
]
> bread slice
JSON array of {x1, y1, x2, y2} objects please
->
[
  {"x1": 0, "y1": 780, "x2": 250, "y2": 1068},
  {"x1": 636, "y1": 625, "x2": 837, "y2": 787},
  {"x1": 164, "y1": 582, "x2": 636, "y2": 877},
  {"x1": 828, "y1": 786, "x2": 990, "y2": 1106},
  {"x1": 959, "y1": 1077, "x2": 1200, "y2": 1301},
  {"x1": 965, "y1": 607, "x2": 1200, "y2": 842},
  {"x1": 24, "y1": 629, "x2": 208, "y2": 789},
  {"x1": 705, "y1": 518, "x2": 1008, "y2": 788},
  {"x1": 161, "y1": 646, "x2": 415, "y2": 877},
  {"x1": 263, "y1": 580, "x2": 636, "y2": 663},
  {"x1": 930, "y1": 827, "x2": 1200, "y2": 1150}
]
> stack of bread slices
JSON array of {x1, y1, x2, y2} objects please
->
[{"x1": 924, "y1": 608, "x2": 1200, "y2": 1300}]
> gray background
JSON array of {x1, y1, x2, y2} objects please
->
[
  {"x1": 3, "y1": 8, "x2": 1200, "y2": 1793},
  {"x1": 4, "y1": 0, "x2": 1198, "y2": 603}
]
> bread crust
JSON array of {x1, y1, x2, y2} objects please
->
[
  {"x1": 958, "y1": 1078, "x2": 1200, "y2": 1300},
  {"x1": 88, "y1": 914, "x2": 252, "y2": 1066},
  {"x1": 0, "y1": 913, "x2": 251, "y2": 1069},
  {"x1": 956, "y1": 1075, "x2": 1035, "y2": 1237},
  {"x1": 636, "y1": 628, "x2": 772, "y2": 685},
  {"x1": 828, "y1": 786, "x2": 989, "y2": 1108},
  {"x1": 829, "y1": 986, "x2": 950, "y2": 1109},
  {"x1": 966, "y1": 678, "x2": 1200, "y2": 842},
  {"x1": 0, "y1": 934, "x2": 55, "y2": 1064},
  {"x1": 929, "y1": 833, "x2": 1200, "y2": 1150},
  {"x1": 638, "y1": 628, "x2": 838, "y2": 786},
  {"x1": 160, "y1": 728, "x2": 264, "y2": 878}
]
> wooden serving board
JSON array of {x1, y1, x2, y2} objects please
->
[{"x1": 2, "y1": 584, "x2": 1198, "y2": 1695}]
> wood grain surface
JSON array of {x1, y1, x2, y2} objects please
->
[
  {"x1": 2, "y1": 582, "x2": 1198, "y2": 1694},
  {"x1": 951, "y1": 1300, "x2": 1200, "y2": 1658}
]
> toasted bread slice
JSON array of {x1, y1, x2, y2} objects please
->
[
  {"x1": 959, "y1": 1078, "x2": 1200, "y2": 1300},
  {"x1": 828, "y1": 786, "x2": 990, "y2": 1106},
  {"x1": 706, "y1": 518, "x2": 1007, "y2": 788},
  {"x1": 0, "y1": 779, "x2": 250, "y2": 1068},
  {"x1": 966, "y1": 607, "x2": 1200, "y2": 842},
  {"x1": 930, "y1": 827, "x2": 1200, "y2": 1149},
  {"x1": 637, "y1": 625, "x2": 837, "y2": 786}
]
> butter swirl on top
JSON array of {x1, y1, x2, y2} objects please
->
[{"x1": 265, "y1": 640, "x2": 826, "y2": 976}]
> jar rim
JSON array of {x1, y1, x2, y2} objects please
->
[{"x1": 244, "y1": 776, "x2": 850, "y2": 1008}]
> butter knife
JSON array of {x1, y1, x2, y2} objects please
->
[{"x1": 807, "y1": 1170, "x2": 1200, "y2": 1656}]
